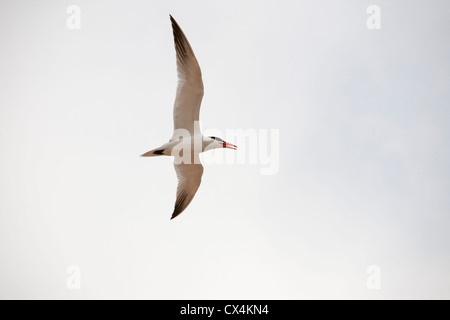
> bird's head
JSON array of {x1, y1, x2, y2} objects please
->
[{"x1": 208, "y1": 136, "x2": 237, "y2": 150}]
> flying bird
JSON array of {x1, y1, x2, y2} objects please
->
[{"x1": 141, "y1": 15, "x2": 237, "y2": 220}]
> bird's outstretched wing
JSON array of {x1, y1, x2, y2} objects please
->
[
  {"x1": 171, "y1": 162, "x2": 204, "y2": 219},
  {"x1": 170, "y1": 15, "x2": 204, "y2": 138}
]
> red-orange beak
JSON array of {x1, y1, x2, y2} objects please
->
[{"x1": 223, "y1": 142, "x2": 238, "y2": 150}]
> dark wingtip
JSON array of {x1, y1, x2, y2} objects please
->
[
  {"x1": 169, "y1": 15, "x2": 182, "y2": 31},
  {"x1": 171, "y1": 205, "x2": 186, "y2": 220}
]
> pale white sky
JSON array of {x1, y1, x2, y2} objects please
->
[{"x1": 0, "y1": 0, "x2": 449, "y2": 299}]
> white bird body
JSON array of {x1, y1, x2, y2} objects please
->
[
  {"x1": 142, "y1": 16, "x2": 237, "y2": 219},
  {"x1": 141, "y1": 135, "x2": 221, "y2": 157}
]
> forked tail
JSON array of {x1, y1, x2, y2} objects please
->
[{"x1": 141, "y1": 148, "x2": 166, "y2": 157}]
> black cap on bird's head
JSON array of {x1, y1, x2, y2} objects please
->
[{"x1": 209, "y1": 136, "x2": 237, "y2": 150}]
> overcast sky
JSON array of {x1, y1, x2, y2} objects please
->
[{"x1": 0, "y1": 0, "x2": 449, "y2": 299}]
